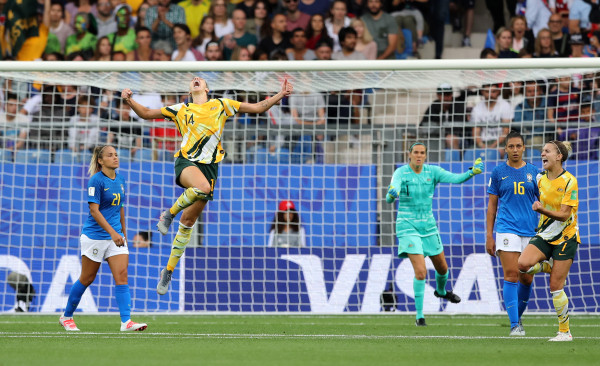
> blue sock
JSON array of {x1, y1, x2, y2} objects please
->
[
  {"x1": 503, "y1": 280, "x2": 519, "y2": 328},
  {"x1": 64, "y1": 280, "x2": 87, "y2": 317},
  {"x1": 115, "y1": 284, "x2": 131, "y2": 323},
  {"x1": 414, "y1": 278, "x2": 426, "y2": 319},
  {"x1": 435, "y1": 271, "x2": 448, "y2": 296},
  {"x1": 517, "y1": 282, "x2": 532, "y2": 320}
]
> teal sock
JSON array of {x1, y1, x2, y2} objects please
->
[
  {"x1": 414, "y1": 278, "x2": 426, "y2": 319},
  {"x1": 435, "y1": 271, "x2": 448, "y2": 296}
]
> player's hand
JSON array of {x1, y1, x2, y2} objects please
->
[
  {"x1": 111, "y1": 232, "x2": 125, "y2": 247},
  {"x1": 532, "y1": 201, "x2": 543, "y2": 212},
  {"x1": 121, "y1": 88, "x2": 133, "y2": 102},
  {"x1": 387, "y1": 185, "x2": 399, "y2": 199},
  {"x1": 469, "y1": 157, "x2": 484, "y2": 176},
  {"x1": 486, "y1": 236, "x2": 496, "y2": 257},
  {"x1": 281, "y1": 78, "x2": 293, "y2": 97}
]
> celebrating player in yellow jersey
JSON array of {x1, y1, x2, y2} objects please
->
[
  {"x1": 121, "y1": 76, "x2": 293, "y2": 295},
  {"x1": 518, "y1": 140, "x2": 578, "y2": 342}
]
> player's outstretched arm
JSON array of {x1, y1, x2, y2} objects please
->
[
  {"x1": 436, "y1": 158, "x2": 484, "y2": 184},
  {"x1": 239, "y1": 78, "x2": 294, "y2": 114},
  {"x1": 121, "y1": 88, "x2": 164, "y2": 120}
]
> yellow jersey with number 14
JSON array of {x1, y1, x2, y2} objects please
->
[
  {"x1": 161, "y1": 98, "x2": 241, "y2": 164},
  {"x1": 536, "y1": 170, "x2": 580, "y2": 245}
]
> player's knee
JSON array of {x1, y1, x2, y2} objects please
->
[
  {"x1": 79, "y1": 275, "x2": 96, "y2": 287},
  {"x1": 414, "y1": 270, "x2": 427, "y2": 280},
  {"x1": 180, "y1": 216, "x2": 197, "y2": 227},
  {"x1": 504, "y1": 270, "x2": 519, "y2": 282},
  {"x1": 549, "y1": 279, "x2": 564, "y2": 293},
  {"x1": 192, "y1": 183, "x2": 210, "y2": 196},
  {"x1": 517, "y1": 260, "x2": 531, "y2": 274},
  {"x1": 113, "y1": 268, "x2": 128, "y2": 284}
]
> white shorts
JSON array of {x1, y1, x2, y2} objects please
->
[
  {"x1": 495, "y1": 232, "x2": 531, "y2": 255},
  {"x1": 80, "y1": 234, "x2": 129, "y2": 263}
]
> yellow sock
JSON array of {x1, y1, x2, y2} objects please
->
[
  {"x1": 169, "y1": 187, "x2": 209, "y2": 216},
  {"x1": 166, "y1": 223, "x2": 193, "y2": 271},
  {"x1": 551, "y1": 289, "x2": 570, "y2": 333},
  {"x1": 526, "y1": 262, "x2": 542, "y2": 274},
  {"x1": 541, "y1": 261, "x2": 552, "y2": 273}
]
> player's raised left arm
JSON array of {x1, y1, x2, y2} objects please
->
[
  {"x1": 239, "y1": 78, "x2": 294, "y2": 114},
  {"x1": 435, "y1": 158, "x2": 484, "y2": 184},
  {"x1": 121, "y1": 89, "x2": 164, "y2": 120}
]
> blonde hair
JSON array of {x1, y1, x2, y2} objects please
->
[
  {"x1": 549, "y1": 140, "x2": 572, "y2": 163},
  {"x1": 351, "y1": 18, "x2": 373, "y2": 44},
  {"x1": 88, "y1": 145, "x2": 110, "y2": 177}
]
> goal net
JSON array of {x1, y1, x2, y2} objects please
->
[{"x1": 0, "y1": 59, "x2": 598, "y2": 314}]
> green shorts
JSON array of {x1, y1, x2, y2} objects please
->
[
  {"x1": 529, "y1": 235, "x2": 579, "y2": 261},
  {"x1": 174, "y1": 157, "x2": 219, "y2": 200},
  {"x1": 397, "y1": 233, "x2": 443, "y2": 258}
]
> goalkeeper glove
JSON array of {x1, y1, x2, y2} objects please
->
[
  {"x1": 387, "y1": 185, "x2": 399, "y2": 199},
  {"x1": 468, "y1": 158, "x2": 484, "y2": 176}
]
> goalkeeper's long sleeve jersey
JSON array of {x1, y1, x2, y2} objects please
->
[{"x1": 387, "y1": 164, "x2": 472, "y2": 237}]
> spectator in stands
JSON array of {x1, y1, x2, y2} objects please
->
[
  {"x1": 231, "y1": 45, "x2": 252, "y2": 60},
  {"x1": 48, "y1": 2, "x2": 75, "y2": 53},
  {"x1": 548, "y1": 13, "x2": 571, "y2": 57},
  {"x1": 314, "y1": 39, "x2": 333, "y2": 60},
  {"x1": 361, "y1": 0, "x2": 398, "y2": 59},
  {"x1": 513, "y1": 80, "x2": 550, "y2": 146},
  {"x1": 332, "y1": 27, "x2": 366, "y2": 60},
  {"x1": 283, "y1": 0, "x2": 310, "y2": 31},
  {"x1": 569, "y1": 33, "x2": 586, "y2": 57},
  {"x1": 236, "y1": 0, "x2": 256, "y2": 19},
  {"x1": 480, "y1": 47, "x2": 498, "y2": 58},
  {"x1": 471, "y1": 83, "x2": 512, "y2": 157},
  {"x1": 496, "y1": 27, "x2": 518, "y2": 58},
  {"x1": 258, "y1": 13, "x2": 291, "y2": 56},
  {"x1": 193, "y1": 16, "x2": 218, "y2": 56},
  {"x1": 0, "y1": 93, "x2": 29, "y2": 152},
  {"x1": 107, "y1": 5, "x2": 137, "y2": 53},
  {"x1": 93, "y1": 36, "x2": 113, "y2": 60},
  {"x1": 133, "y1": 231, "x2": 153, "y2": 248},
  {"x1": 96, "y1": 1, "x2": 117, "y2": 37},
  {"x1": 65, "y1": 0, "x2": 98, "y2": 28},
  {"x1": 351, "y1": 18, "x2": 377, "y2": 60},
  {"x1": 65, "y1": 12, "x2": 98, "y2": 59},
  {"x1": 298, "y1": 0, "x2": 329, "y2": 16},
  {"x1": 449, "y1": 0, "x2": 475, "y2": 47},
  {"x1": 326, "y1": 0, "x2": 351, "y2": 52},
  {"x1": 390, "y1": 0, "x2": 426, "y2": 52},
  {"x1": 152, "y1": 40, "x2": 173, "y2": 59},
  {"x1": 268, "y1": 200, "x2": 306, "y2": 248},
  {"x1": 486, "y1": 0, "x2": 517, "y2": 32},
  {"x1": 510, "y1": 15, "x2": 534, "y2": 53},
  {"x1": 583, "y1": 31, "x2": 600, "y2": 57},
  {"x1": 548, "y1": 75, "x2": 581, "y2": 124},
  {"x1": 290, "y1": 88, "x2": 326, "y2": 163},
  {"x1": 221, "y1": 9, "x2": 258, "y2": 60},
  {"x1": 107, "y1": 98, "x2": 143, "y2": 158},
  {"x1": 326, "y1": 89, "x2": 362, "y2": 126},
  {"x1": 533, "y1": 28, "x2": 559, "y2": 57},
  {"x1": 246, "y1": 0, "x2": 270, "y2": 42},
  {"x1": 126, "y1": 27, "x2": 154, "y2": 60},
  {"x1": 287, "y1": 27, "x2": 316, "y2": 60},
  {"x1": 68, "y1": 95, "x2": 101, "y2": 153},
  {"x1": 560, "y1": 99, "x2": 600, "y2": 160},
  {"x1": 569, "y1": 0, "x2": 593, "y2": 35},
  {"x1": 135, "y1": 1, "x2": 152, "y2": 28},
  {"x1": 172, "y1": 23, "x2": 204, "y2": 60},
  {"x1": 525, "y1": 0, "x2": 552, "y2": 37},
  {"x1": 146, "y1": 0, "x2": 186, "y2": 49},
  {"x1": 305, "y1": 13, "x2": 332, "y2": 50},
  {"x1": 210, "y1": 0, "x2": 234, "y2": 38},
  {"x1": 205, "y1": 40, "x2": 223, "y2": 60},
  {"x1": 179, "y1": 0, "x2": 211, "y2": 39},
  {"x1": 420, "y1": 83, "x2": 468, "y2": 150},
  {"x1": 429, "y1": 0, "x2": 451, "y2": 59}
]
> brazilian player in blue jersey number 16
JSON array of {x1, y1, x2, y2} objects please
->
[
  {"x1": 59, "y1": 145, "x2": 147, "y2": 332},
  {"x1": 486, "y1": 131, "x2": 539, "y2": 336},
  {"x1": 386, "y1": 142, "x2": 484, "y2": 327}
]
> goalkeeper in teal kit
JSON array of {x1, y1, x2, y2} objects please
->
[{"x1": 386, "y1": 142, "x2": 484, "y2": 326}]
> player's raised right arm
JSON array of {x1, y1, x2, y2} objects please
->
[{"x1": 121, "y1": 88, "x2": 164, "y2": 120}]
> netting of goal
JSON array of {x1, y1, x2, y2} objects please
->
[{"x1": 0, "y1": 59, "x2": 598, "y2": 314}]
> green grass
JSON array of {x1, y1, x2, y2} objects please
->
[{"x1": 1, "y1": 314, "x2": 599, "y2": 366}]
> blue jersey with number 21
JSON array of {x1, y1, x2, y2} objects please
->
[
  {"x1": 487, "y1": 162, "x2": 539, "y2": 237},
  {"x1": 82, "y1": 171, "x2": 126, "y2": 240}
]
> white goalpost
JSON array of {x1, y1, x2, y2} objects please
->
[{"x1": 0, "y1": 59, "x2": 598, "y2": 315}]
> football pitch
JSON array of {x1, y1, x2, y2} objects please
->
[{"x1": 1, "y1": 314, "x2": 599, "y2": 366}]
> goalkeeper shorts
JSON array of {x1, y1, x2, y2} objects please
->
[{"x1": 397, "y1": 233, "x2": 443, "y2": 258}]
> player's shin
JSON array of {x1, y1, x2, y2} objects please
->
[
  {"x1": 435, "y1": 271, "x2": 448, "y2": 296},
  {"x1": 503, "y1": 281, "x2": 519, "y2": 327},
  {"x1": 517, "y1": 282, "x2": 531, "y2": 319},
  {"x1": 414, "y1": 278, "x2": 425, "y2": 320},
  {"x1": 166, "y1": 222, "x2": 194, "y2": 271},
  {"x1": 64, "y1": 280, "x2": 88, "y2": 317},
  {"x1": 551, "y1": 289, "x2": 570, "y2": 333},
  {"x1": 115, "y1": 284, "x2": 132, "y2": 323},
  {"x1": 169, "y1": 187, "x2": 209, "y2": 216}
]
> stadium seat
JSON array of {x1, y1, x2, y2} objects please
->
[
  {"x1": 54, "y1": 149, "x2": 77, "y2": 164},
  {"x1": 0, "y1": 149, "x2": 13, "y2": 162},
  {"x1": 14, "y1": 149, "x2": 52, "y2": 164},
  {"x1": 115, "y1": 148, "x2": 131, "y2": 163},
  {"x1": 134, "y1": 148, "x2": 154, "y2": 162},
  {"x1": 444, "y1": 149, "x2": 461, "y2": 162},
  {"x1": 463, "y1": 149, "x2": 499, "y2": 162}
]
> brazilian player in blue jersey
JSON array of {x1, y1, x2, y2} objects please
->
[
  {"x1": 59, "y1": 145, "x2": 147, "y2": 332},
  {"x1": 386, "y1": 142, "x2": 484, "y2": 326},
  {"x1": 486, "y1": 131, "x2": 539, "y2": 336}
]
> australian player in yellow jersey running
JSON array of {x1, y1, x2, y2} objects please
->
[
  {"x1": 518, "y1": 140, "x2": 578, "y2": 342},
  {"x1": 121, "y1": 76, "x2": 293, "y2": 295}
]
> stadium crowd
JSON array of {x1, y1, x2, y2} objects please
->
[{"x1": 1, "y1": 0, "x2": 600, "y2": 163}]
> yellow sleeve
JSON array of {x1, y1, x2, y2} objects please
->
[
  {"x1": 161, "y1": 103, "x2": 184, "y2": 121},
  {"x1": 562, "y1": 177, "x2": 578, "y2": 207},
  {"x1": 220, "y1": 98, "x2": 242, "y2": 117}
]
